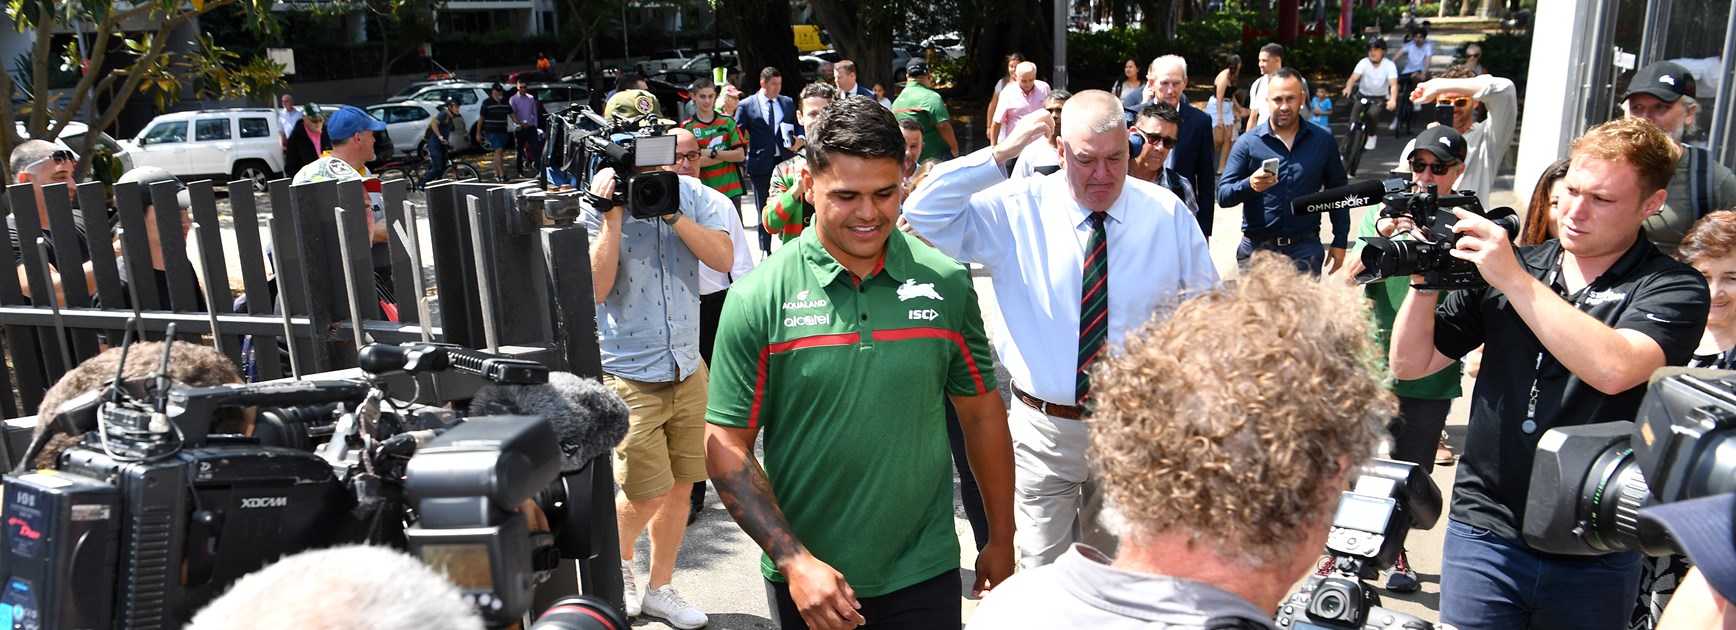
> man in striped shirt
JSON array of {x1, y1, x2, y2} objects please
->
[
  {"x1": 762, "y1": 82, "x2": 837, "y2": 245},
  {"x1": 682, "y1": 79, "x2": 748, "y2": 202}
]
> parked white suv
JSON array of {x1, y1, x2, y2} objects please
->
[{"x1": 121, "y1": 109, "x2": 285, "y2": 193}]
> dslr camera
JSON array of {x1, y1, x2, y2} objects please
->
[
  {"x1": 0, "y1": 331, "x2": 616, "y2": 629},
  {"x1": 553, "y1": 105, "x2": 680, "y2": 221},
  {"x1": 1275, "y1": 460, "x2": 1440, "y2": 630},
  {"x1": 1351, "y1": 183, "x2": 1520, "y2": 290},
  {"x1": 1524, "y1": 370, "x2": 1736, "y2": 556}
]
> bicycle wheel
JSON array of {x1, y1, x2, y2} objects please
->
[
  {"x1": 378, "y1": 166, "x2": 417, "y2": 190},
  {"x1": 445, "y1": 163, "x2": 482, "y2": 182},
  {"x1": 1345, "y1": 123, "x2": 1366, "y2": 177}
]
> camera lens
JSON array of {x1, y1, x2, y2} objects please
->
[
  {"x1": 1577, "y1": 445, "x2": 1664, "y2": 554},
  {"x1": 530, "y1": 595, "x2": 628, "y2": 630}
]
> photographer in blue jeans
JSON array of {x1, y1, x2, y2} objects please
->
[{"x1": 1389, "y1": 117, "x2": 1709, "y2": 628}]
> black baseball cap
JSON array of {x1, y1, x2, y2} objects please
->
[
  {"x1": 1368, "y1": 38, "x2": 1387, "y2": 50},
  {"x1": 1639, "y1": 494, "x2": 1736, "y2": 603},
  {"x1": 1624, "y1": 61, "x2": 1697, "y2": 102},
  {"x1": 1410, "y1": 126, "x2": 1467, "y2": 163},
  {"x1": 906, "y1": 58, "x2": 930, "y2": 78}
]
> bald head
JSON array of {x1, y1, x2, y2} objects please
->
[
  {"x1": 1061, "y1": 90, "x2": 1127, "y2": 138},
  {"x1": 670, "y1": 127, "x2": 700, "y2": 178}
]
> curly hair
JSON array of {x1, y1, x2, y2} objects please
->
[
  {"x1": 1088, "y1": 253, "x2": 1394, "y2": 567},
  {"x1": 32, "y1": 341, "x2": 244, "y2": 469},
  {"x1": 1678, "y1": 211, "x2": 1736, "y2": 266}
]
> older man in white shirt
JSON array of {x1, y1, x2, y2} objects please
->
[{"x1": 905, "y1": 90, "x2": 1218, "y2": 568}]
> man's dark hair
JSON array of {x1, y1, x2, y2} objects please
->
[
  {"x1": 897, "y1": 117, "x2": 922, "y2": 134},
  {"x1": 1271, "y1": 67, "x2": 1306, "y2": 84},
  {"x1": 688, "y1": 78, "x2": 717, "y2": 94},
  {"x1": 808, "y1": 96, "x2": 904, "y2": 175},
  {"x1": 1261, "y1": 43, "x2": 1286, "y2": 60},
  {"x1": 759, "y1": 66, "x2": 781, "y2": 84},
  {"x1": 1137, "y1": 101, "x2": 1182, "y2": 126},
  {"x1": 614, "y1": 72, "x2": 642, "y2": 92},
  {"x1": 799, "y1": 81, "x2": 837, "y2": 103}
]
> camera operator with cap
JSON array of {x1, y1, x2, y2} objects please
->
[
  {"x1": 1389, "y1": 117, "x2": 1710, "y2": 629},
  {"x1": 582, "y1": 88, "x2": 732, "y2": 629},
  {"x1": 1622, "y1": 60, "x2": 1736, "y2": 256},
  {"x1": 967, "y1": 255, "x2": 1393, "y2": 629},
  {"x1": 1345, "y1": 125, "x2": 1468, "y2": 594}
]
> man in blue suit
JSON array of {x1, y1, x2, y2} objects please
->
[
  {"x1": 1139, "y1": 55, "x2": 1218, "y2": 239},
  {"x1": 737, "y1": 66, "x2": 801, "y2": 256}
]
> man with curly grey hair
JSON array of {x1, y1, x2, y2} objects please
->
[
  {"x1": 189, "y1": 545, "x2": 484, "y2": 630},
  {"x1": 966, "y1": 254, "x2": 1394, "y2": 628}
]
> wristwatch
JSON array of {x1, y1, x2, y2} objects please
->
[
  {"x1": 709, "y1": 146, "x2": 719, "y2": 159},
  {"x1": 662, "y1": 211, "x2": 683, "y2": 225}
]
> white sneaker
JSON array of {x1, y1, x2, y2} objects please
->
[
  {"x1": 1364, "y1": 135, "x2": 1378, "y2": 151},
  {"x1": 622, "y1": 560, "x2": 641, "y2": 617},
  {"x1": 642, "y1": 584, "x2": 708, "y2": 629}
]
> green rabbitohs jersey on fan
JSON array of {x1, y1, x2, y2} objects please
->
[{"x1": 706, "y1": 229, "x2": 996, "y2": 597}]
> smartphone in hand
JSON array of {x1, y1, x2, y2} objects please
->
[
  {"x1": 1261, "y1": 157, "x2": 1280, "y2": 176},
  {"x1": 1434, "y1": 101, "x2": 1456, "y2": 127}
]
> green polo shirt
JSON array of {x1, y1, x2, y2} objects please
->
[
  {"x1": 1354, "y1": 208, "x2": 1462, "y2": 400},
  {"x1": 891, "y1": 82, "x2": 951, "y2": 163},
  {"x1": 706, "y1": 229, "x2": 996, "y2": 597}
]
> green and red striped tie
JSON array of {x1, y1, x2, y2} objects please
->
[{"x1": 1077, "y1": 211, "x2": 1108, "y2": 403}]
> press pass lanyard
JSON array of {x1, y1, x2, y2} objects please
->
[{"x1": 1524, "y1": 252, "x2": 1575, "y2": 435}]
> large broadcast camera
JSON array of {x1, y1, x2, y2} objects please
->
[
  {"x1": 0, "y1": 326, "x2": 628, "y2": 629},
  {"x1": 1275, "y1": 460, "x2": 1440, "y2": 630},
  {"x1": 1292, "y1": 179, "x2": 1520, "y2": 290},
  {"x1": 1524, "y1": 369, "x2": 1736, "y2": 556},
  {"x1": 546, "y1": 104, "x2": 680, "y2": 221}
]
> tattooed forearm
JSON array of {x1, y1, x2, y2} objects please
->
[{"x1": 714, "y1": 450, "x2": 807, "y2": 565}]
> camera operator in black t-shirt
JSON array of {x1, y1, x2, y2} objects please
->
[{"x1": 1390, "y1": 117, "x2": 1711, "y2": 629}]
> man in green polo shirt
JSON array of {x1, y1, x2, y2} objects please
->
[
  {"x1": 892, "y1": 58, "x2": 958, "y2": 162},
  {"x1": 706, "y1": 97, "x2": 1015, "y2": 630}
]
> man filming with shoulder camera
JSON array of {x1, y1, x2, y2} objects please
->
[
  {"x1": 581, "y1": 89, "x2": 733, "y2": 628},
  {"x1": 1389, "y1": 117, "x2": 1709, "y2": 629},
  {"x1": 967, "y1": 255, "x2": 1396, "y2": 628}
]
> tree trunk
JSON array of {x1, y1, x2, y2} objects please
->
[
  {"x1": 1476, "y1": 0, "x2": 1499, "y2": 18},
  {"x1": 719, "y1": 0, "x2": 805, "y2": 96},
  {"x1": 806, "y1": 0, "x2": 894, "y2": 92}
]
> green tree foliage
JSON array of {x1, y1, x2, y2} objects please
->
[{"x1": 1, "y1": 0, "x2": 286, "y2": 180}]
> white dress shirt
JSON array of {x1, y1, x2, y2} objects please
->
[
  {"x1": 700, "y1": 187, "x2": 757, "y2": 295},
  {"x1": 904, "y1": 148, "x2": 1219, "y2": 406}
]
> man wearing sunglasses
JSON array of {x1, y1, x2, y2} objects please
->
[
  {"x1": 1347, "y1": 125, "x2": 1468, "y2": 595},
  {"x1": 1394, "y1": 64, "x2": 1516, "y2": 203},
  {"x1": 8, "y1": 140, "x2": 92, "y2": 306},
  {"x1": 1128, "y1": 102, "x2": 1198, "y2": 220}
]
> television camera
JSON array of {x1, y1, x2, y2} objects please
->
[
  {"x1": 1293, "y1": 179, "x2": 1519, "y2": 290},
  {"x1": 0, "y1": 325, "x2": 627, "y2": 629},
  {"x1": 1275, "y1": 460, "x2": 1440, "y2": 630},
  {"x1": 537, "y1": 104, "x2": 680, "y2": 221},
  {"x1": 1524, "y1": 369, "x2": 1736, "y2": 556}
]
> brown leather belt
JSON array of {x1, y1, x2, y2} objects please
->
[{"x1": 1012, "y1": 384, "x2": 1086, "y2": 420}]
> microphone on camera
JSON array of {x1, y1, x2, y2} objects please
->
[
  {"x1": 468, "y1": 372, "x2": 630, "y2": 472},
  {"x1": 1291, "y1": 178, "x2": 1410, "y2": 216}
]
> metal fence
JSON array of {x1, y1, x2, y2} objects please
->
[
  {"x1": 0, "y1": 173, "x2": 622, "y2": 611},
  {"x1": 0, "y1": 175, "x2": 603, "y2": 413}
]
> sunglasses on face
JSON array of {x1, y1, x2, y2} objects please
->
[
  {"x1": 1132, "y1": 128, "x2": 1177, "y2": 150},
  {"x1": 1443, "y1": 97, "x2": 1473, "y2": 108},
  {"x1": 1409, "y1": 159, "x2": 1460, "y2": 175},
  {"x1": 24, "y1": 149, "x2": 76, "y2": 171}
]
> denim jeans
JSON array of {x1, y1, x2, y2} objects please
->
[
  {"x1": 1439, "y1": 519, "x2": 1643, "y2": 630},
  {"x1": 1236, "y1": 236, "x2": 1326, "y2": 275}
]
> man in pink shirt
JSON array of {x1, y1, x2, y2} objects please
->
[{"x1": 989, "y1": 61, "x2": 1050, "y2": 145}]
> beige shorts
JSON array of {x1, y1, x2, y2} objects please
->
[{"x1": 604, "y1": 362, "x2": 711, "y2": 501}]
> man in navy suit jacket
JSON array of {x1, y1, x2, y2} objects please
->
[
  {"x1": 1137, "y1": 55, "x2": 1218, "y2": 239},
  {"x1": 737, "y1": 66, "x2": 801, "y2": 255}
]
